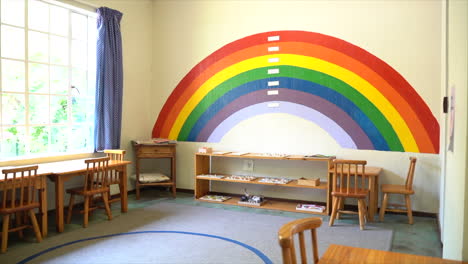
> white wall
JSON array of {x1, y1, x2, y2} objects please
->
[
  {"x1": 151, "y1": 0, "x2": 443, "y2": 213},
  {"x1": 442, "y1": 0, "x2": 468, "y2": 261}
]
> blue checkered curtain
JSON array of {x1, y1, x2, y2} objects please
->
[{"x1": 94, "y1": 7, "x2": 123, "y2": 152}]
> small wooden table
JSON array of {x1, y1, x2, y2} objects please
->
[
  {"x1": 42, "y1": 159, "x2": 130, "y2": 233},
  {"x1": 329, "y1": 166, "x2": 382, "y2": 221},
  {"x1": 1, "y1": 159, "x2": 131, "y2": 235},
  {"x1": 132, "y1": 141, "x2": 176, "y2": 199},
  {"x1": 320, "y1": 244, "x2": 467, "y2": 264}
]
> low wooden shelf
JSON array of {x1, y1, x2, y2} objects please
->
[
  {"x1": 196, "y1": 175, "x2": 327, "y2": 190},
  {"x1": 194, "y1": 152, "x2": 334, "y2": 215}
]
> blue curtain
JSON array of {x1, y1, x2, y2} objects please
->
[{"x1": 94, "y1": 7, "x2": 123, "y2": 152}]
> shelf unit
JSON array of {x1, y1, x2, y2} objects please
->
[
  {"x1": 132, "y1": 141, "x2": 177, "y2": 199},
  {"x1": 194, "y1": 152, "x2": 335, "y2": 215}
]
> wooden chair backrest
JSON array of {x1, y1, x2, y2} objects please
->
[
  {"x1": 104, "y1": 149, "x2": 126, "y2": 184},
  {"x1": 278, "y1": 217, "x2": 322, "y2": 264},
  {"x1": 104, "y1": 149, "x2": 126, "y2": 161},
  {"x1": 405, "y1": 157, "x2": 417, "y2": 190},
  {"x1": 1, "y1": 165, "x2": 42, "y2": 213},
  {"x1": 84, "y1": 157, "x2": 110, "y2": 192},
  {"x1": 331, "y1": 159, "x2": 368, "y2": 195}
]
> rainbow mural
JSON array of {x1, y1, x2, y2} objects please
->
[{"x1": 152, "y1": 31, "x2": 439, "y2": 153}]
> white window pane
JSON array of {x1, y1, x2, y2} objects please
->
[
  {"x1": 71, "y1": 68, "x2": 86, "y2": 95},
  {"x1": 50, "y1": 35, "x2": 69, "y2": 65},
  {"x1": 50, "y1": 65, "x2": 68, "y2": 94},
  {"x1": 2, "y1": 59, "x2": 25, "y2": 92},
  {"x1": 72, "y1": 13, "x2": 87, "y2": 40},
  {"x1": 50, "y1": 126, "x2": 68, "y2": 152},
  {"x1": 70, "y1": 125, "x2": 92, "y2": 149},
  {"x1": 2, "y1": 93, "x2": 26, "y2": 125},
  {"x1": 72, "y1": 96, "x2": 93, "y2": 123},
  {"x1": 1, "y1": 25, "x2": 25, "y2": 59},
  {"x1": 29, "y1": 94, "x2": 49, "y2": 124},
  {"x1": 2, "y1": 126, "x2": 26, "y2": 157},
  {"x1": 28, "y1": 0, "x2": 49, "y2": 32},
  {"x1": 50, "y1": 5, "x2": 69, "y2": 36},
  {"x1": 71, "y1": 40, "x2": 87, "y2": 68},
  {"x1": 29, "y1": 63, "x2": 49, "y2": 93},
  {"x1": 50, "y1": 95, "x2": 68, "y2": 123},
  {"x1": 28, "y1": 31, "x2": 49, "y2": 63},
  {"x1": 29, "y1": 126, "x2": 49, "y2": 153},
  {"x1": 1, "y1": 0, "x2": 25, "y2": 27}
]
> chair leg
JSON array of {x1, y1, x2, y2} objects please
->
[
  {"x1": 83, "y1": 196, "x2": 90, "y2": 228},
  {"x1": 171, "y1": 184, "x2": 176, "y2": 198},
  {"x1": 357, "y1": 199, "x2": 365, "y2": 230},
  {"x1": 379, "y1": 193, "x2": 389, "y2": 222},
  {"x1": 329, "y1": 197, "x2": 340, "y2": 227},
  {"x1": 405, "y1": 194, "x2": 414, "y2": 224},
  {"x1": 136, "y1": 184, "x2": 140, "y2": 200},
  {"x1": 337, "y1": 198, "x2": 345, "y2": 219},
  {"x1": 28, "y1": 210, "x2": 42, "y2": 243},
  {"x1": 67, "y1": 194, "x2": 75, "y2": 224},
  {"x1": 102, "y1": 192, "x2": 113, "y2": 221},
  {"x1": 362, "y1": 199, "x2": 368, "y2": 223},
  {"x1": 15, "y1": 212, "x2": 24, "y2": 239},
  {"x1": 2, "y1": 215, "x2": 10, "y2": 253}
]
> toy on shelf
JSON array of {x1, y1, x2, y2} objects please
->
[
  {"x1": 225, "y1": 175, "x2": 257, "y2": 181},
  {"x1": 199, "y1": 195, "x2": 231, "y2": 202},
  {"x1": 258, "y1": 177, "x2": 291, "y2": 184},
  {"x1": 197, "y1": 174, "x2": 225, "y2": 179},
  {"x1": 238, "y1": 189, "x2": 265, "y2": 206}
]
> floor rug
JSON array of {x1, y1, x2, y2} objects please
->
[{"x1": 5, "y1": 202, "x2": 393, "y2": 264}]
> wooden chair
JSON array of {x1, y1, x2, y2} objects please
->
[
  {"x1": 379, "y1": 157, "x2": 417, "y2": 224},
  {"x1": 1, "y1": 165, "x2": 43, "y2": 253},
  {"x1": 278, "y1": 217, "x2": 322, "y2": 264},
  {"x1": 66, "y1": 157, "x2": 112, "y2": 228},
  {"x1": 329, "y1": 159, "x2": 369, "y2": 230},
  {"x1": 103, "y1": 149, "x2": 126, "y2": 205}
]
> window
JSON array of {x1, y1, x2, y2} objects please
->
[{"x1": 0, "y1": 0, "x2": 97, "y2": 160}]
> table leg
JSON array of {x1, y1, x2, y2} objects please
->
[
  {"x1": 120, "y1": 166, "x2": 128, "y2": 213},
  {"x1": 171, "y1": 157, "x2": 176, "y2": 198},
  {"x1": 327, "y1": 172, "x2": 332, "y2": 215},
  {"x1": 39, "y1": 182, "x2": 48, "y2": 237},
  {"x1": 55, "y1": 177, "x2": 64, "y2": 233},
  {"x1": 368, "y1": 177, "x2": 376, "y2": 222},
  {"x1": 373, "y1": 176, "x2": 379, "y2": 220}
]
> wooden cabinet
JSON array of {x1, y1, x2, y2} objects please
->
[
  {"x1": 132, "y1": 142, "x2": 176, "y2": 199},
  {"x1": 194, "y1": 152, "x2": 334, "y2": 215}
]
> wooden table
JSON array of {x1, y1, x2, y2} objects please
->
[
  {"x1": 0, "y1": 171, "x2": 48, "y2": 237},
  {"x1": 329, "y1": 166, "x2": 382, "y2": 221},
  {"x1": 320, "y1": 244, "x2": 467, "y2": 264},
  {"x1": 42, "y1": 159, "x2": 131, "y2": 233}
]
